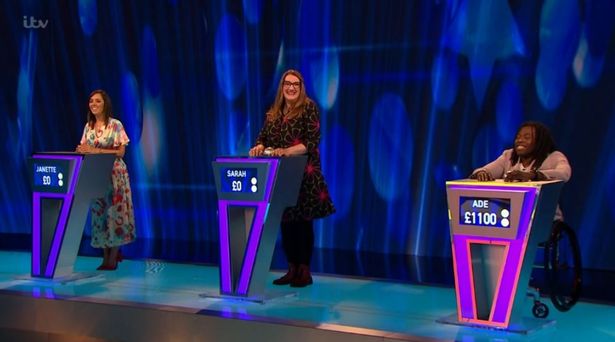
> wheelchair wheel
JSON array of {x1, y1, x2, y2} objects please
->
[
  {"x1": 543, "y1": 221, "x2": 583, "y2": 312},
  {"x1": 532, "y1": 300, "x2": 549, "y2": 318}
]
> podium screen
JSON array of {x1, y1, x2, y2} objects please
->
[
  {"x1": 32, "y1": 159, "x2": 70, "y2": 193},
  {"x1": 459, "y1": 197, "x2": 511, "y2": 228},
  {"x1": 220, "y1": 167, "x2": 259, "y2": 193}
]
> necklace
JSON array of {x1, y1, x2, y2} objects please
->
[
  {"x1": 94, "y1": 123, "x2": 105, "y2": 138},
  {"x1": 518, "y1": 159, "x2": 534, "y2": 172}
]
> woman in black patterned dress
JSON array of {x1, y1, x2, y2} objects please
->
[{"x1": 249, "y1": 69, "x2": 335, "y2": 287}]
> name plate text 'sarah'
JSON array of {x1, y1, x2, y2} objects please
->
[{"x1": 220, "y1": 168, "x2": 258, "y2": 193}]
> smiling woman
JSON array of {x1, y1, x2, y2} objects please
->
[
  {"x1": 249, "y1": 69, "x2": 336, "y2": 288},
  {"x1": 76, "y1": 89, "x2": 136, "y2": 271},
  {"x1": 469, "y1": 121, "x2": 571, "y2": 220}
]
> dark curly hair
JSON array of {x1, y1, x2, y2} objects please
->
[{"x1": 510, "y1": 121, "x2": 557, "y2": 169}]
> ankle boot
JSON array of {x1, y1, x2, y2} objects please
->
[
  {"x1": 273, "y1": 263, "x2": 297, "y2": 285},
  {"x1": 290, "y1": 264, "x2": 313, "y2": 288}
]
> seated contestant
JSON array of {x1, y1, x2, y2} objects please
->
[
  {"x1": 249, "y1": 69, "x2": 335, "y2": 287},
  {"x1": 76, "y1": 89, "x2": 136, "y2": 270},
  {"x1": 470, "y1": 121, "x2": 571, "y2": 221}
]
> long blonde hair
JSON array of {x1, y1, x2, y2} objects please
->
[{"x1": 266, "y1": 69, "x2": 309, "y2": 121}]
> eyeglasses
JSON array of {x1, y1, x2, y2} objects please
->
[{"x1": 283, "y1": 81, "x2": 301, "y2": 89}]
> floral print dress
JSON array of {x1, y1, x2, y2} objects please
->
[
  {"x1": 80, "y1": 118, "x2": 136, "y2": 248},
  {"x1": 256, "y1": 100, "x2": 335, "y2": 221}
]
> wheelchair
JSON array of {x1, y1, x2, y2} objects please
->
[{"x1": 529, "y1": 220, "x2": 583, "y2": 318}]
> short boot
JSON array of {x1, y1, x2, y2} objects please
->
[
  {"x1": 273, "y1": 263, "x2": 297, "y2": 285},
  {"x1": 290, "y1": 264, "x2": 313, "y2": 288}
]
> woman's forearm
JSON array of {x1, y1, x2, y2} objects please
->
[{"x1": 285, "y1": 143, "x2": 307, "y2": 156}]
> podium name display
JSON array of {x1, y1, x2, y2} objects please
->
[
  {"x1": 32, "y1": 160, "x2": 69, "y2": 193},
  {"x1": 459, "y1": 197, "x2": 511, "y2": 228},
  {"x1": 219, "y1": 167, "x2": 258, "y2": 193}
]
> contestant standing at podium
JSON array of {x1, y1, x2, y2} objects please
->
[
  {"x1": 470, "y1": 121, "x2": 571, "y2": 220},
  {"x1": 249, "y1": 69, "x2": 335, "y2": 287},
  {"x1": 76, "y1": 90, "x2": 136, "y2": 270}
]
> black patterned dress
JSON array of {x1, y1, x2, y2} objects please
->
[{"x1": 255, "y1": 100, "x2": 335, "y2": 221}]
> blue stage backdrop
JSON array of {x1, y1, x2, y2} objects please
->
[{"x1": 1, "y1": 0, "x2": 615, "y2": 270}]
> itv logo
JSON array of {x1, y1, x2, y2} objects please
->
[{"x1": 23, "y1": 16, "x2": 48, "y2": 29}]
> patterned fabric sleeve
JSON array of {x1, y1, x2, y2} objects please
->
[
  {"x1": 303, "y1": 103, "x2": 320, "y2": 154},
  {"x1": 112, "y1": 119, "x2": 130, "y2": 147},
  {"x1": 255, "y1": 117, "x2": 270, "y2": 147}
]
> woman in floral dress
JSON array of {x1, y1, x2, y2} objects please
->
[
  {"x1": 249, "y1": 70, "x2": 335, "y2": 287},
  {"x1": 76, "y1": 89, "x2": 136, "y2": 270}
]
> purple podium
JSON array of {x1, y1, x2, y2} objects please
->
[
  {"x1": 210, "y1": 155, "x2": 306, "y2": 302},
  {"x1": 439, "y1": 179, "x2": 563, "y2": 333},
  {"x1": 29, "y1": 152, "x2": 115, "y2": 280}
]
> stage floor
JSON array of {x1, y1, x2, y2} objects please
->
[{"x1": 0, "y1": 251, "x2": 614, "y2": 341}]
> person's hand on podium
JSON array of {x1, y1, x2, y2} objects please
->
[
  {"x1": 76, "y1": 144, "x2": 97, "y2": 153},
  {"x1": 249, "y1": 145, "x2": 291, "y2": 157},
  {"x1": 470, "y1": 170, "x2": 494, "y2": 182},
  {"x1": 76, "y1": 144, "x2": 116, "y2": 155},
  {"x1": 270, "y1": 148, "x2": 288, "y2": 156},
  {"x1": 504, "y1": 170, "x2": 546, "y2": 182},
  {"x1": 249, "y1": 144, "x2": 265, "y2": 156}
]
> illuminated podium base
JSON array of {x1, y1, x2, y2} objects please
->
[
  {"x1": 16, "y1": 272, "x2": 104, "y2": 286},
  {"x1": 437, "y1": 312, "x2": 555, "y2": 334},
  {"x1": 198, "y1": 290, "x2": 297, "y2": 304}
]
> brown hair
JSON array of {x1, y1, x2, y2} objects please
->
[
  {"x1": 266, "y1": 69, "x2": 310, "y2": 121},
  {"x1": 86, "y1": 89, "x2": 113, "y2": 129}
]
